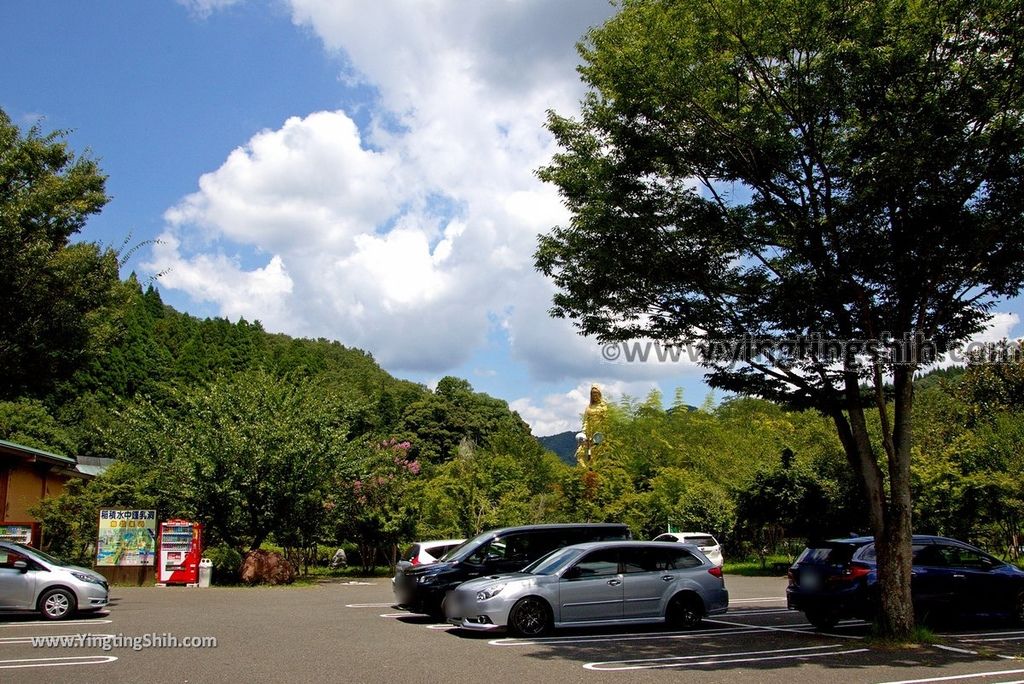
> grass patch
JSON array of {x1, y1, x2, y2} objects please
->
[
  {"x1": 864, "y1": 624, "x2": 938, "y2": 649},
  {"x1": 723, "y1": 557, "x2": 794, "y2": 576},
  {"x1": 299, "y1": 565, "x2": 394, "y2": 579}
]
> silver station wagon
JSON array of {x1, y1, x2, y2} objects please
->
[{"x1": 445, "y1": 540, "x2": 728, "y2": 636}]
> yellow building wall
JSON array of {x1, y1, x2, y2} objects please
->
[{"x1": 3, "y1": 466, "x2": 68, "y2": 521}]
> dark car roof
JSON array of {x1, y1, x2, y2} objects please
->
[
  {"x1": 486, "y1": 523, "x2": 629, "y2": 534},
  {"x1": 824, "y1": 535, "x2": 969, "y2": 546}
]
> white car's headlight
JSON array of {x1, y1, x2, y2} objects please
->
[{"x1": 476, "y1": 584, "x2": 506, "y2": 601}]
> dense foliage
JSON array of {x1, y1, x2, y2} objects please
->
[{"x1": 0, "y1": 109, "x2": 120, "y2": 399}]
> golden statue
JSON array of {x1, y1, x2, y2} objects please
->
[{"x1": 575, "y1": 384, "x2": 608, "y2": 468}]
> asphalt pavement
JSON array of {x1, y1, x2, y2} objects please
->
[{"x1": 2, "y1": 575, "x2": 1022, "y2": 683}]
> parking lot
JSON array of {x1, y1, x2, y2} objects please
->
[{"x1": 1, "y1": 576, "x2": 1022, "y2": 683}]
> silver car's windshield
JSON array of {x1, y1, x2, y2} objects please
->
[{"x1": 521, "y1": 546, "x2": 579, "y2": 575}]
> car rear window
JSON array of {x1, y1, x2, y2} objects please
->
[
  {"x1": 429, "y1": 544, "x2": 460, "y2": 559},
  {"x1": 623, "y1": 547, "x2": 702, "y2": 573},
  {"x1": 796, "y1": 543, "x2": 859, "y2": 565},
  {"x1": 683, "y1": 536, "x2": 717, "y2": 547}
]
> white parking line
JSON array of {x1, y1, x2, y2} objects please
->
[
  {"x1": 707, "y1": 617, "x2": 868, "y2": 639},
  {"x1": 875, "y1": 668, "x2": 1024, "y2": 684},
  {"x1": 0, "y1": 633, "x2": 116, "y2": 646},
  {"x1": 729, "y1": 597, "x2": 788, "y2": 603},
  {"x1": 938, "y1": 630, "x2": 1024, "y2": 639},
  {"x1": 345, "y1": 603, "x2": 395, "y2": 608},
  {"x1": 728, "y1": 608, "x2": 795, "y2": 616},
  {"x1": 490, "y1": 625, "x2": 776, "y2": 647},
  {"x1": 584, "y1": 644, "x2": 869, "y2": 671},
  {"x1": 379, "y1": 613, "x2": 411, "y2": 618},
  {"x1": 0, "y1": 656, "x2": 118, "y2": 670},
  {"x1": 0, "y1": 619, "x2": 112, "y2": 628},
  {"x1": 961, "y1": 635, "x2": 1024, "y2": 643},
  {"x1": 426, "y1": 624, "x2": 456, "y2": 630},
  {"x1": 933, "y1": 644, "x2": 979, "y2": 655}
]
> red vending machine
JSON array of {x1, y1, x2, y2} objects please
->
[{"x1": 156, "y1": 519, "x2": 202, "y2": 586}]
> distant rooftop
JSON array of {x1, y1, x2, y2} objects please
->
[{"x1": 0, "y1": 439, "x2": 112, "y2": 477}]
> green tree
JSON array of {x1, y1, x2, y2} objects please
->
[
  {"x1": 0, "y1": 398, "x2": 75, "y2": 453},
  {"x1": 650, "y1": 468, "x2": 736, "y2": 541},
  {"x1": 105, "y1": 370, "x2": 351, "y2": 551},
  {"x1": 912, "y1": 347, "x2": 1024, "y2": 557},
  {"x1": 332, "y1": 438, "x2": 421, "y2": 571},
  {"x1": 536, "y1": 0, "x2": 1024, "y2": 637},
  {"x1": 735, "y1": 461, "x2": 831, "y2": 561},
  {"x1": 401, "y1": 376, "x2": 532, "y2": 463},
  {"x1": 0, "y1": 109, "x2": 120, "y2": 399},
  {"x1": 415, "y1": 430, "x2": 565, "y2": 539}
]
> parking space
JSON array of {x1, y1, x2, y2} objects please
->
[
  {"x1": 360, "y1": 577, "x2": 1024, "y2": 683},
  {"x1": 0, "y1": 613, "x2": 118, "y2": 673},
  {"x1": 2, "y1": 577, "x2": 1023, "y2": 682}
]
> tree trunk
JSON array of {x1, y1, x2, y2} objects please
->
[
  {"x1": 876, "y1": 366, "x2": 916, "y2": 638},
  {"x1": 830, "y1": 364, "x2": 916, "y2": 639}
]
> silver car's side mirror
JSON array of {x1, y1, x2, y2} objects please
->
[{"x1": 13, "y1": 559, "x2": 29, "y2": 573}]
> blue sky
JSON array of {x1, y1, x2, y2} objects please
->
[{"x1": 3, "y1": 1, "x2": 1021, "y2": 435}]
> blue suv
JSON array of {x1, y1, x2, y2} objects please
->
[{"x1": 787, "y1": 535, "x2": 1024, "y2": 629}]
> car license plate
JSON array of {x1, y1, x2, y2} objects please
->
[{"x1": 800, "y1": 572, "x2": 820, "y2": 590}]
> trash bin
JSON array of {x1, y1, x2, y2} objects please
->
[{"x1": 198, "y1": 558, "x2": 213, "y2": 588}]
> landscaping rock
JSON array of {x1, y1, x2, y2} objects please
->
[{"x1": 240, "y1": 550, "x2": 296, "y2": 585}]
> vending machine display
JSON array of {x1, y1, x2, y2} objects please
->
[{"x1": 156, "y1": 519, "x2": 202, "y2": 586}]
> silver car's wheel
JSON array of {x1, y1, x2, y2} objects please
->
[
  {"x1": 508, "y1": 597, "x2": 552, "y2": 637},
  {"x1": 39, "y1": 588, "x2": 76, "y2": 620},
  {"x1": 666, "y1": 593, "x2": 703, "y2": 629}
]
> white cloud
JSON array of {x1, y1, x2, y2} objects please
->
[
  {"x1": 149, "y1": 233, "x2": 295, "y2": 328},
  {"x1": 164, "y1": 111, "x2": 403, "y2": 255},
  {"x1": 932, "y1": 311, "x2": 1022, "y2": 369},
  {"x1": 150, "y1": 2, "x2": 620, "y2": 380},
  {"x1": 503, "y1": 276, "x2": 704, "y2": 382},
  {"x1": 511, "y1": 380, "x2": 664, "y2": 437},
  {"x1": 970, "y1": 311, "x2": 1019, "y2": 343}
]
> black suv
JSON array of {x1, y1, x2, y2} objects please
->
[
  {"x1": 393, "y1": 523, "x2": 632, "y2": 616},
  {"x1": 787, "y1": 535, "x2": 1024, "y2": 629}
]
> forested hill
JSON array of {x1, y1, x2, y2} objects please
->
[
  {"x1": 73, "y1": 277, "x2": 422, "y2": 408},
  {"x1": 537, "y1": 431, "x2": 577, "y2": 465},
  {"x1": 1, "y1": 275, "x2": 534, "y2": 464}
]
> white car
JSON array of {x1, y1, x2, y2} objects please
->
[
  {"x1": 653, "y1": 532, "x2": 723, "y2": 566},
  {"x1": 402, "y1": 539, "x2": 465, "y2": 566},
  {"x1": 392, "y1": 538, "x2": 466, "y2": 589}
]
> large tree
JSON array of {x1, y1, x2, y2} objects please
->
[
  {"x1": 106, "y1": 370, "x2": 352, "y2": 551},
  {"x1": 536, "y1": 0, "x2": 1024, "y2": 637},
  {"x1": 0, "y1": 109, "x2": 119, "y2": 399}
]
